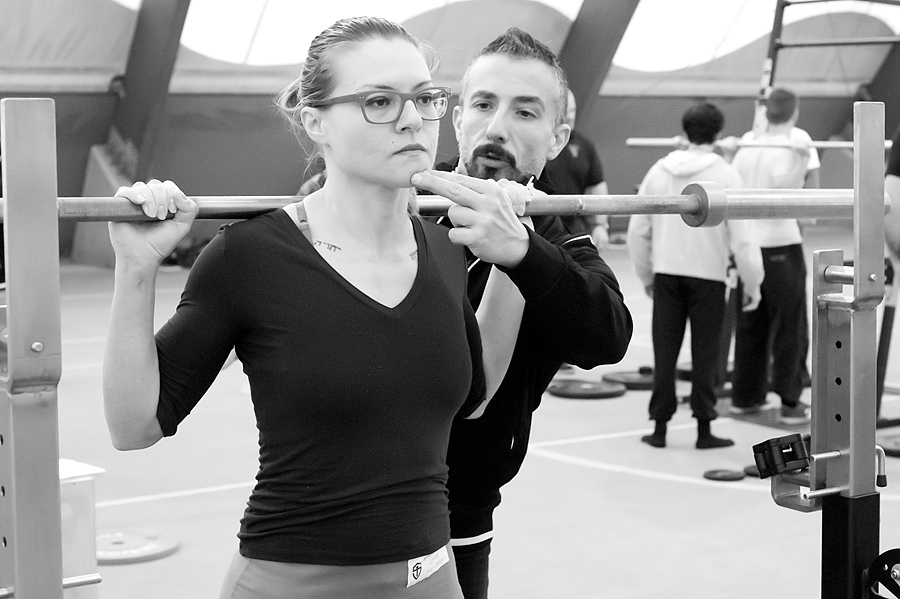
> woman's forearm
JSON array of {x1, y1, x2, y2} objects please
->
[{"x1": 102, "y1": 262, "x2": 165, "y2": 450}]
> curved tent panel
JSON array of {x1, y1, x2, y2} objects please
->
[
  {"x1": 602, "y1": 12, "x2": 896, "y2": 97},
  {"x1": 170, "y1": 0, "x2": 572, "y2": 93},
  {"x1": 403, "y1": 0, "x2": 571, "y2": 89},
  {"x1": 1, "y1": 0, "x2": 138, "y2": 92}
]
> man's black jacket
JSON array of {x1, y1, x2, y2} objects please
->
[{"x1": 431, "y1": 159, "x2": 633, "y2": 538}]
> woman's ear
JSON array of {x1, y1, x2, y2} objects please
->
[{"x1": 300, "y1": 107, "x2": 326, "y2": 144}]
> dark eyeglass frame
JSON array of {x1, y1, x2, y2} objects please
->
[{"x1": 310, "y1": 87, "x2": 452, "y2": 125}]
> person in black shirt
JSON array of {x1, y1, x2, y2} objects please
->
[{"x1": 543, "y1": 88, "x2": 609, "y2": 248}]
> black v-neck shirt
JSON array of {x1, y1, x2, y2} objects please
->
[{"x1": 154, "y1": 207, "x2": 485, "y2": 565}]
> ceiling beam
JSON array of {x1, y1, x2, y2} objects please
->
[
  {"x1": 110, "y1": 0, "x2": 192, "y2": 180},
  {"x1": 557, "y1": 0, "x2": 640, "y2": 127}
]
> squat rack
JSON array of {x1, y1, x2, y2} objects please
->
[{"x1": 0, "y1": 98, "x2": 893, "y2": 598}]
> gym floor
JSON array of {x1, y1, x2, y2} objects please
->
[{"x1": 56, "y1": 221, "x2": 900, "y2": 598}]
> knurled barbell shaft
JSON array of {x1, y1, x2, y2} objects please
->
[{"x1": 13, "y1": 194, "x2": 706, "y2": 221}]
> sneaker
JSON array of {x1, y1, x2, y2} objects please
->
[
  {"x1": 779, "y1": 404, "x2": 811, "y2": 424},
  {"x1": 728, "y1": 400, "x2": 776, "y2": 416}
]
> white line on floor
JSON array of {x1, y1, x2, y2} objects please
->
[
  {"x1": 529, "y1": 422, "x2": 699, "y2": 448},
  {"x1": 529, "y1": 446, "x2": 768, "y2": 492},
  {"x1": 91, "y1": 412, "x2": 900, "y2": 508},
  {"x1": 95, "y1": 481, "x2": 255, "y2": 508},
  {"x1": 93, "y1": 450, "x2": 900, "y2": 509},
  {"x1": 530, "y1": 447, "x2": 900, "y2": 501}
]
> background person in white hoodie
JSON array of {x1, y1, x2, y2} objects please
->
[
  {"x1": 728, "y1": 88, "x2": 812, "y2": 425},
  {"x1": 627, "y1": 102, "x2": 764, "y2": 449}
]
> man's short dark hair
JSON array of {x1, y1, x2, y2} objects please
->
[
  {"x1": 681, "y1": 102, "x2": 724, "y2": 145},
  {"x1": 463, "y1": 27, "x2": 569, "y2": 125},
  {"x1": 766, "y1": 88, "x2": 798, "y2": 125}
]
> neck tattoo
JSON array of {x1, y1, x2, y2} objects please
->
[
  {"x1": 314, "y1": 240, "x2": 342, "y2": 253},
  {"x1": 409, "y1": 250, "x2": 418, "y2": 262}
]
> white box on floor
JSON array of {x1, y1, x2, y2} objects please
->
[{"x1": 60, "y1": 458, "x2": 105, "y2": 599}]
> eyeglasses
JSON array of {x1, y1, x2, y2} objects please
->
[{"x1": 311, "y1": 87, "x2": 451, "y2": 125}]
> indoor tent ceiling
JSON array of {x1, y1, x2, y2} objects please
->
[{"x1": 4, "y1": 0, "x2": 900, "y2": 95}]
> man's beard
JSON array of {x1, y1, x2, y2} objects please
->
[{"x1": 463, "y1": 143, "x2": 533, "y2": 184}]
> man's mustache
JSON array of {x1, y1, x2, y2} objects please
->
[
  {"x1": 467, "y1": 144, "x2": 532, "y2": 185},
  {"x1": 471, "y1": 144, "x2": 517, "y2": 169}
]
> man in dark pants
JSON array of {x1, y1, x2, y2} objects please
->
[
  {"x1": 423, "y1": 28, "x2": 633, "y2": 599},
  {"x1": 627, "y1": 102, "x2": 763, "y2": 449}
]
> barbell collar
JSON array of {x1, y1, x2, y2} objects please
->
[{"x1": 681, "y1": 182, "x2": 727, "y2": 227}]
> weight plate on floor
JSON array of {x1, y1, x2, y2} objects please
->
[
  {"x1": 97, "y1": 529, "x2": 180, "y2": 565},
  {"x1": 601, "y1": 369, "x2": 653, "y2": 391},
  {"x1": 547, "y1": 379, "x2": 627, "y2": 399},
  {"x1": 703, "y1": 469, "x2": 746, "y2": 482},
  {"x1": 743, "y1": 464, "x2": 761, "y2": 478}
]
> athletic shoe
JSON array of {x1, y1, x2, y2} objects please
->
[
  {"x1": 728, "y1": 400, "x2": 776, "y2": 415},
  {"x1": 779, "y1": 404, "x2": 811, "y2": 424}
]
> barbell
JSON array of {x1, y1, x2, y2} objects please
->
[{"x1": 0, "y1": 184, "x2": 890, "y2": 228}]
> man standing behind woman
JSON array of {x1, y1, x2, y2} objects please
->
[
  {"x1": 728, "y1": 88, "x2": 813, "y2": 424},
  {"x1": 417, "y1": 27, "x2": 632, "y2": 599},
  {"x1": 628, "y1": 102, "x2": 764, "y2": 449},
  {"x1": 104, "y1": 16, "x2": 536, "y2": 599}
]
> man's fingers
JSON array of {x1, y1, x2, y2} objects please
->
[
  {"x1": 411, "y1": 170, "x2": 498, "y2": 209},
  {"x1": 446, "y1": 204, "x2": 479, "y2": 229},
  {"x1": 447, "y1": 225, "x2": 477, "y2": 248},
  {"x1": 496, "y1": 179, "x2": 530, "y2": 216}
]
